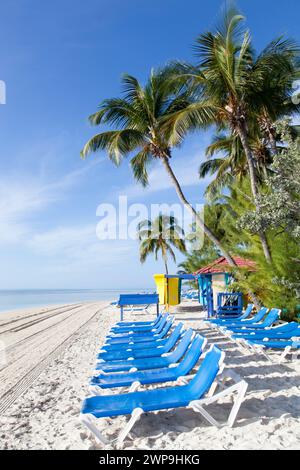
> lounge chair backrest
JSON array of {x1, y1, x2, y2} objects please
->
[
  {"x1": 240, "y1": 304, "x2": 254, "y2": 320},
  {"x1": 186, "y1": 345, "x2": 224, "y2": 399},
  {"x1": 157, "y1": 318, "x2": 173, "y2": 338},
  {"x1": 271, "y1": 321, "x2": 297, "y2": 332},
  {"x1": 261, "y1": 308, "x2": 281, "y2": 327},
  {"x1": 177, "y1": 335, "x2": 207, "y2": 375},
  {"x1": 249, "y1": 307, "x2": 268, "y2": 323},
  {"x1": 118, "y1": 293, "x2": 159, "y2": 306},
  {"x1": 154, "y1": 314, "x2": 169, "y2": 334},
  {"x1": 150, "y1": 313, "x2": 162, "y2": 326},
  {"x1": 169, "y1": 329, "x2": 194, "y2": 362},
  {"x1": 164, "y1": 323, "x2": 183, "y2": 350},
  {"x1": 117, "y1": 313, "x2": 162, "y2": 327}
]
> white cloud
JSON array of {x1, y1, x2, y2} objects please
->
[
  {"x1": 29, "y1": 224, "x2": 96, "y2": 256},
  {"x1": 0, "y1": 160, "x2": 101, "y2": 244},
  {"x1": 28, "y1": 223, "x2": 133, "y2": 273}
]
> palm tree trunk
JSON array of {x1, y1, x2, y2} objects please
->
[
  {"x1": 248, "y1": 289, "x2": 262, "y2": 310},
  {"x1": 269, "y1": 132, "x2": 277, "y2": 155},
  {"x1": 261, "y1": 113, "x2": 277, "y2": 155},
  {"x1": 164, "y1": 258, "x2": 168, "y2": 275},
  {"x1": 237, "y1": 127, "x2": 272, "y2": 263},
  {"x1": 161, "y1": 246, "x2": 169, "y2": 274},
  {"x1": 161, "y1": 156, "x2": 237, "y2": 267},
  {"x1": 162, "y1": 155, "x2": 263, "y2": 307}
]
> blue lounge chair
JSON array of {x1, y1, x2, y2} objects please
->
[
  {"x1": 98, "y1": 323, "x2": 184, "y2": 361},
  {"x1": 246, "y1": 338, "x2": 300, "y2": 348},
  {"x1": 240, "y1": 336, "x2": 300, "y2": 362},
  {"x1": 109, "y1": 312, "x2": 168, "y2": 334},
  {"x1": 106, "y1": 315, "x2": 174, "y2": 343},
  {"x1": 232, "y1": 321, "x2": 300, "y2": 340},
  {"x1": 105, "y1": 316, "x2": 174, "y2": 345},
  {"x1": 206, "y1": 304, "x2": 254, "y2": 326},
  {"x1": 115, "y1": 313, "x2": 162, "y2": 328},
  {"x1": 103, "y1": 319, "x2": 174, "y2": 351},
  {"x1": 216, "y1": 307, "x2": 269, "y2": 331},
  {"x1": 95, "y1": 329, "x2": 194, "y2": 373},
  {"x1": 221, "y1": 308, "x2": 281, "y2": 334},
  {"x1": 107, "y1": 314, "x2": 169, "y2": 340},
  {"x1": 81, "y1": 345, "x2": 248, "y2": 447},
  {"x1": 111, "y1": 316, "x2": 165, "y2": 334},
  {"x1": 117, "y1": 293, "x2": 160, "y2": 321},
  {"x1": 90, "y1": 334, "x2": 207, "y2": 391}
]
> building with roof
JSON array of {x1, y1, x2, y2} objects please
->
[{"x1": 194, "y1": 256, "x2": 256, "y2": 314}]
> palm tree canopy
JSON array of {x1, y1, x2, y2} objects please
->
[
  {"x1": 166, "y1": 6, "x2": 299, "y2": 225},
  {"x1": 137, "y1": 214, "x2": 186, "y2": 270},
  {"x1": 166, "y1": 7, "x2": 299, "y2": 135},
  {"x1": 81, "y1": 65, "x2": 238, "y2": 266},
  {"x1": 199, "y1": 132, "x2": 272, "y2": 200},
  {"x1": 81, "y1": 70, "x2": 213, "y2": 186}
]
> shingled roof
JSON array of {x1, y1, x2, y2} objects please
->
[{"x1": 194, "y1": 256, "x2": 256, "y2": 275}]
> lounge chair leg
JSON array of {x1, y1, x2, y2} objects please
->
[
  {"x1": 207, "y1": 365, "x2": 225, "y2": 398},
  {"x1": 193, "y1": 404, "x2": 221, "y2": 427},
  {"x1": 117, "y1": 408, "x2": 144, "y2": 446},
  {"x1": 226, "y1": 380, "x2": 248, "y2": 427},
  {"x1": 191, "y1": 403, "x2": 221, "y2": 427},
  {"x1": 235, "y1": 339, "x2": 253, "y2": 355},
  {"x1": 251, "y1": 344, "x2": 273, "y2": 363},
  {"x1": 190, "y1": 377, "x2": 248, "y2": 428},
  {"x1": 128, "y1": 381, "x2": 141, "y2": 393},
  {"x1": 88, "y1": 385, "x2": 103, "y2": 396},
  {"x1": 278, "y1": 346, "x2": 292, "y2": 363},
  {"x1": 80, "y1": 414, "x2": 109, "y2": 446}
]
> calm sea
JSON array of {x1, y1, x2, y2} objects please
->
[{"x1": 0, "y1": 289, "x2": 153, "y2": 313}]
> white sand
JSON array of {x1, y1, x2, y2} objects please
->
[{"x1": 0, "y1": 302, "x2": 300, "y2": 450}]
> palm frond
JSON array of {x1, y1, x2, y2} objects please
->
[
  {"x1": 169, "y1": 237, "x2": 186, "y2": 254},
  {"x1": 89, "y1": 98, "x2": 144, "y2": 130},
  {"x1": 165, "y1": 243, "x2": 177, "y2": 263},
  {"x1": 81, "y1": 129, "x2": 144, "y2": 164},
  {"x1": 199, "y1": 158, "x2": 227, "y2": 178},
  {"x1": 162, "y1": 101, "x2": 216, "y2": 146},
  {"x1": 121, "y1": 74, "x2": 145, "y2": 103},
  {"x1": 130, "y1": 148, "x2": 152, "y2": 187},
  {"x1": 139, "y1": 238, "x2": 156, "y2": 263}
]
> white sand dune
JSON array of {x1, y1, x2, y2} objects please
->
[{"x1": 0, "y1": 302, "x2": 300, "y2": 450}]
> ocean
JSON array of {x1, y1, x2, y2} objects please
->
[{"x1": 0, "y1": 289, "x2": 153, "y2": 313}]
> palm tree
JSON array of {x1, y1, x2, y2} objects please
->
[
  {"x1": 81, "y1": 70, "x2": 237, "y2": 266},
  {"x1": 199, "y1": 132, "x2": 272, "y2": 200},
  {"x1": 137, "y1": 214, "x2": 186, "y2": 274},
  {"x1": 167, "y1": 8, "x2": 299, "y2": 262}
]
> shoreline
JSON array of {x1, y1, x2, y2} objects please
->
[
  {"x1": 0, "y1": 289, "x2": 152, "y2": 315},
  {"x1": 0, "y1": 301, "x2": 97, "y2": 318},
  {"x1": 0, "y1": 303, "x2": 300, "y2": 449}
]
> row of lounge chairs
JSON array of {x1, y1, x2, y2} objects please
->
[
  {"x1": 80, "y1": 313, "x2": 248, "y2": 447},
  {"x1": 205, "y1": 304, "x2": 300, "y2": 362},
  {"x1": 182, "y1": 289, "x2": 199, "y2": 301}
]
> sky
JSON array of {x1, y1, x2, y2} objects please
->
[{"x1": 0, "y1": 0, "x2": 300, "y2": 289}]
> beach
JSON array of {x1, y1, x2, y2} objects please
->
[{"x1": 0, "y1": 302, "x2": 300, "y2": 450}]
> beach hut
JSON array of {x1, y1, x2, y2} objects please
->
[
  {"x1": 194, "y1": 256, "x2": 256, "y2": 317},
  {"x1": 154, "y1": 273, "x2": 197, "y2": 308}
]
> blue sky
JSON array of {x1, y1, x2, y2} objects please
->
[{"x1": 0, "y1": 0, "x2": 299, "y2": 289}]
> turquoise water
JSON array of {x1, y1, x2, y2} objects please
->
[{"x1": 0, "y1": 289, "x2": 153, "y2": 313}]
